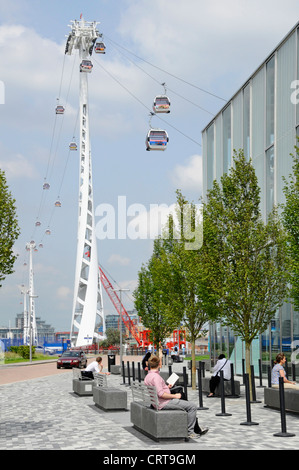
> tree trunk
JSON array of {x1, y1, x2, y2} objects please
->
[
  {"x1": 245, "y1": 341, "x2": 252, "y2": 401},
  {"x1": 191, "y1": 339, "x2": 196, "y2": 390}
]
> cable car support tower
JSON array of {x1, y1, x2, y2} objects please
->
[{"x1": 66, "y1": 17, "x2": 105, "y2": 347}]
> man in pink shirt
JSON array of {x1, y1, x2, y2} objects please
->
[{"x1": 144, "y1": 355, "x2": 209, "y2": 439}]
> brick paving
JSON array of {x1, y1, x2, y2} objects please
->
[{"x1": 1, "y1": 358, "x2": 299, "y2": 452}]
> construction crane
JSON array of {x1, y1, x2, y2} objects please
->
[{"x1": 99, "y1": 266, "x2": 143, "y2": 347}]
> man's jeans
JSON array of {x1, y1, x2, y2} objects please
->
[{"x1": 163, "y1": 399, "x2": 197, "y2": 434}]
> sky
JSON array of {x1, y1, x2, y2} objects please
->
[{"x1": 0, "y1": 0, "x2": 299, "y2": 333}]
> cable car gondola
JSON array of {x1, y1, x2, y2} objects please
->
[
  {"x1": 45, "y1": 229, "x2": 51, "y2": 235},
  {"x1": 94, "y1": 41, "x2": 106, "y2": 54},
  {"x1": 153, "y1": 95, "x2": 171, "y2": 114},
  {"x1": 43, "y1": 182, "x2": 50, "y2": 190},
  {"x1": 55, "y1": 105, "x2": 65, "y2": 115},
  {"x1": 146, "y1": 129, "x2": 169, "y2": 151},
  {"x1": 35, "y1": 221, "x2": 41, "y2": 227},
  {"x1": 80, "y1": 60, "x2": 93, "y2": 73},
  {"x1": 55, "y1": 200, "x2": 61, "y2": 207},
  {"x1": 69, "y1": 141, "x2": 77, "y2": 151}
]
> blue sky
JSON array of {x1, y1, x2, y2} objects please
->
[{"x1": 0, "y1": 0, "x2": 299, "y2": 332}]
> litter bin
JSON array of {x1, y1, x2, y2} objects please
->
[{"x1": 108, "y1": 354, "x2": 116, "y2": 372}]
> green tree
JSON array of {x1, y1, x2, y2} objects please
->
[
  {"x1": 282, "y1": 144, "x2": 299, "y2": 312},
  {"x1": 133, "y1": 237, "x2": 182, "y2": 354},
  {"x1": 168, "y1": 190, "x2": 210, "y2": 389},
  {"x1": 201, "y1": 150, "x2": 289, "y2": 392},
  {"x1": 0, "y1": 170, "x2": 20, "y2": 286}
]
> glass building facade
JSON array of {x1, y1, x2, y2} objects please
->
[{"x1": 202, "y1": 22, "x2": 299, "y2": 374}]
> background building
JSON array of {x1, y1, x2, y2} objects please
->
[{"x1": 202, "y1": 22, "x2": 299, "y2": 374}]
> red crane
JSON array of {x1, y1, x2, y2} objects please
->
[{"x1": 99, "y1": 266, "x2": 143, "y2": 347}]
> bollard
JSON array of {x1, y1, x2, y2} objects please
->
[
  {"x1": 168, "y1": 365, "x2": 172, "y2": 376},
  {"x1": 273, "y1": 377, "x2": 295, "y2": 437},
  {"x1": 228, "y1": 363, "x2": 239, "y2": 398},
  {"x1": 240, "y1": 373, "x2": 259, "y2": 426},
  {"x1": 257, "y1": 359, "x2": 265, "y2": 388},
  {"x1": 250, "y1": 365, "x2": 261, "y2": 403},
  {"x1": 197, "y1": 366, "x2": 208, "y2": 410},
  {"x1": 242, "y1": 359, "x2": 245, "y2": 385},
  {"x1": 292, "y1": 363, "x2": 296, "y2": 382},
  {"x1": 126, "y1": 361, "x2": 131, "y2": 386},
  {"x1": 137, "y1": 362, "x2": 141, "y2": 383},
  {"x1": 121, "y1": 361, "x2": 126, "y2": 385},
  {"x1": 183, "y1": 366, "x2": 188, "y2": 401},
  {"x1": 132, "y1": 362, "x2": 135, "y2": 382},
  {"x1": 215, "y1": 371, "x2": 232, "y2": 417}
]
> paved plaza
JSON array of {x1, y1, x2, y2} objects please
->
[{"x1": 1, "y1": 359, "x2": 299, "y2": 453}]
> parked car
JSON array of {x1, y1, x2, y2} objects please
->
[
  {"x1": 56, "y1": 350, "x2": 87, "y2": 369},
  {"x1": 34, "y1": 345, "x2": 55, "y2": 355}
]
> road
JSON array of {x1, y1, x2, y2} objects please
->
[{"x1": 0, "y1": 355, "x2": 143, "y2": 385}]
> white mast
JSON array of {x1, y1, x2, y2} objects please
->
[
  {"x1": 66, "y1": 17, "x2": 105, "y2": 347},
  {"x1": 26, "y1": 241, "x2": 38, "y2": 346}
]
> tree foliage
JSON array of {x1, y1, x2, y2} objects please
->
[
  {"x1": 282, "y1": 144, "x2": 299, "y2": 312},
  {"x1": 201, "y1": 151, "x2": 289, "y2": 381},
  {"x1": 0, "y1": 170, "x2": 20, "y2": 286}
]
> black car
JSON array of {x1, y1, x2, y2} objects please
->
[{"x1": 57, "y1": 350, "x2": 87, "y2": 369}]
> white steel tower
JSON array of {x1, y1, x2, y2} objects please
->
[
  {"x1": 66, "y1": 18, "x2": 105, "y2": 347},
  {"x1": 25, "y1": 241, "x2": 38, "y2": 346}
]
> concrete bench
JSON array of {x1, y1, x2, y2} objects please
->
[
  {"x1": 72, "y1": 368, "x2": 95, "y2": 396},
  {"x1": 201, "y1": 377, "x2": 240, "y2": 397},
  {"x1": 160, "y1": 371, "x2": 187, "y2": 386},
  {"x1": 93, "y1": 374, "x2": 127, "y2": 411},
  {"x1": 188, "y1": 360, "x2": 211, "y2": 372},
  {"x1": 264, "y1": 387, "x2": 299, "y2": 413},
  {"x1": 130, "y1": 382, "x2": 189, "y2": 442}
]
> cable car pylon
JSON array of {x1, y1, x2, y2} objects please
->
[{"x1": 66, "y1": 17, "x2": 105, "y2": 347}]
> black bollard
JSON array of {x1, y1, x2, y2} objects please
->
[
  {"x1": 215, "y1": 371, "x2": 232, "y2": 416},
  {"x1": 137, "y1": 362, "x2": 141, "y2": 383},
  {"x1": 132, "y1": 362, "x2": 135, "y2": 382},
  {"x1": 240, "y1": 373, "x2": 259, "y2": 426},
  {"x1": 228, "y1": 363, "x2": 239, "y2": 398},
  {"x1": 257, "y1": 359, "x2": 265, "y2": 388},
  {"x1": 292, "y1": 363, "x2": 296, "y2": 382},
  {"x1": 183, "y1": 366, "x2": 188, "y2": 401},
  {"x1": 197, "y1": 366, "x2": 208, "y2": 410},
  {"x1": 168, "y1": 365, "x2": 172, "y2": 376},
  {"x1": 126, "y1": 361, "x2": 131, "y2": 386},
  {"x1": 273, "y1": 377, "x2": 295, "y2": 437},
  {"x1": 121, "y1": 360, "x2": 126, "y2": 385},
  {"x1": 201, "y1": 361, "x2": 206, "y2": 378},
  {"x1": 250, "y1": 365, "x2": 261, "y2": 403},
  {"x1": 242, "y1": 359, "x2": 245, "y2": 385}
]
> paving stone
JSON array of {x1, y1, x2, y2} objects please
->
[{"x1": 0, "y1": 363, "x2": 299, "y2": 450}]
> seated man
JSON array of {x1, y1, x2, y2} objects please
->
[
  {"x1": 144, "y1": 355, "x2": 208, "y2": 440},
  {"x1": 81, "y1": 356, "x2": 111, "y2": 380},
  {"x1": 208, "y1": 353, "x2": 231, "y2": 397}
]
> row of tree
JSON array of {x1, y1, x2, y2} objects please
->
[{"x1": 133, "y1": 148, "x2": 299, "y2": 390}]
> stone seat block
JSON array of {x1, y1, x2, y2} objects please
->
[
  {"x1": 93, "y1": 386, "x2": 127, "y2": 411},
  {"x1": 201, "y1": 377, "x2": 240, "y2": 396},
  {"x1": 72, "y1": 378, "x2": 94, "y2": 396}
]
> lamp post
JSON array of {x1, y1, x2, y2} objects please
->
[
  {"x1": 29, "y1": 293, "x2": 38, "y2": 362},
  {"x1": 113, "y1": 288, "x2": 130, "y2": 367}
]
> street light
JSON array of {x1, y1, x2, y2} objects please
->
[
  {"x1": 28, "y1": 293, "x2": 38, "y2": 362},
  {"x1": 112, "y1": 288, "x2": 130, "y2": 367}
]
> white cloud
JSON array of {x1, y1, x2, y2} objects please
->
[
  {"x1": 57, "y1": 286, "x2": 72, "y2": 299},
  {"x1": 108, "y1": 253, "x2": 131, "y2": 266},
  {"x1": 0, "y1": 152, "x2": 39, "y2": 179},
  {"x1": 170, "y1": 154, "x2": 202, "y2": 193}
]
